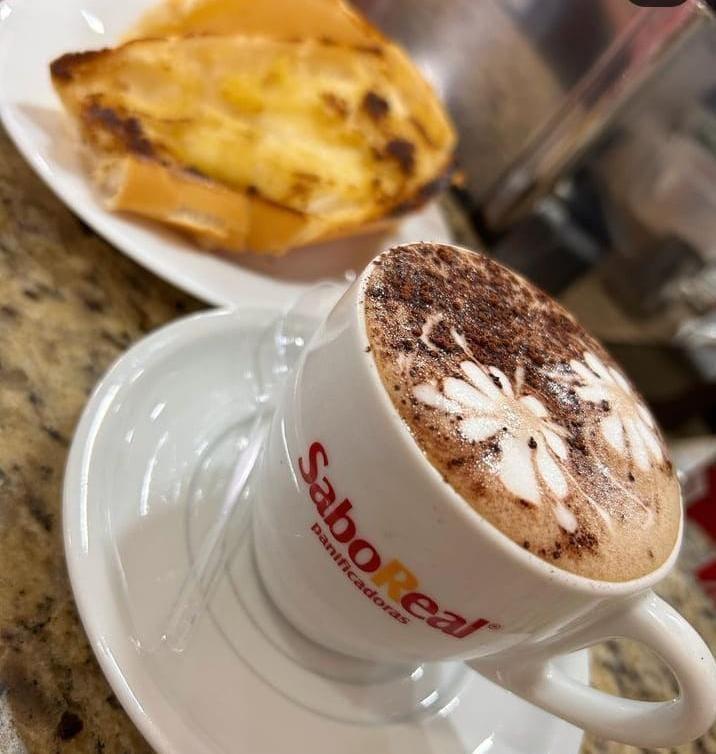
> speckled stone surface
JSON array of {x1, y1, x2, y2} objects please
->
[
  {"x1": 0, "y1": 125, "x2": 195, "y2": 753},
  {"x1": 0, "y1": 124, "x2": 714, "y2": 753}
]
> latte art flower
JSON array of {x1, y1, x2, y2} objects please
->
[
  {"x1": 568, "y1": 352, "x2": 662, "y2": 471},
  {"x1": 364, "y1": 243, "x2": 681, "y2": 581},
  {"x1": 414, "y1": 358, "x2": 576, "y2": 530}
]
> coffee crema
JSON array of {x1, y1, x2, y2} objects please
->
[{"x1": 363, "y1": 243, "x2": 680, "y2": 582}]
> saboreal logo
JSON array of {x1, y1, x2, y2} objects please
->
[{"x1": 299, "y1": 441, "x2": 498, "y2": 638}]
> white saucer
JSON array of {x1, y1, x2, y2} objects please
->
[
  {"x1": 63, "y1": 307, "x2": 587, "y2": 754},
  {"x1": 0, "y1": 0, "x2": 453, "y2": 308}
]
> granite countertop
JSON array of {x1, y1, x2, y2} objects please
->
[{"x1": 0, "y1": 125, "x2": 715, "y2": 754}]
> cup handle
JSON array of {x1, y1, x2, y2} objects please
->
[{"x1": 468, "y1": 591, "x2": 716, "y2": 747}]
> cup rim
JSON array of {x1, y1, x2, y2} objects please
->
[{"x1": 354, "y1": 245, "x2": 683, "y2": 598}]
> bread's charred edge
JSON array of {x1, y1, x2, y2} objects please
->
[
  {"x1": 50, "y1": 49, "x2": 112, "y2": 81},
  {"x1": 388, "y1": 158, "x2": 456, "y2": 217},
  {"x1": 81, "y1": 101, "x2": 156, "y2": 158}
]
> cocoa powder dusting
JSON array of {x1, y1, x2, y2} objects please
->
[{"x1": 363, "y1": 243, "x2": 681, "y2": 583}]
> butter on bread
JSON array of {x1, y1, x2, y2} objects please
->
[{"x1": 50, "y1": 28, "x2": 456, "y2": 254}]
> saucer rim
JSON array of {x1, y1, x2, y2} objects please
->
[
  {"x1": 63, "y1": 307, "x2": 272, "y2": 753},
  {"x1": 62, "y1": 306, "x2": 587, "y2": 754}
]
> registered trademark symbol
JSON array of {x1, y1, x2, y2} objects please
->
[{"x1": 488, "y1": 622, "x2": 502, "y2": 631}]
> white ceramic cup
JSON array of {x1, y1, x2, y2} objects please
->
[{"x1": 253, "y1": 261, "x2": 716, "y2": 747}]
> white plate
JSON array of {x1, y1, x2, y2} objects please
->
[
  {"x1": 0, "y1": 0, "x2": 454, "y2": 308},
  {"x1": 63, "y1": 306, "x2": 587, "y2": 754}
]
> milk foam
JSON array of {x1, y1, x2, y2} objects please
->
[{"x1": 363, "y1": 243, "x2": 680, "y2": 582}]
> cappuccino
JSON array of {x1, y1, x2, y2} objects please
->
[{"x1": 363, "y1": 243, "x2": 680, "y2": 582}]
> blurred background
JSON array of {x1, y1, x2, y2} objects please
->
[{"x1": 356, "y1": 0, "x2": 716, "y2": 537}]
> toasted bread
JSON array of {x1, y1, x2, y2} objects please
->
[{"x1": 51, "y1": 33, "x2": 455, "y2": 255}]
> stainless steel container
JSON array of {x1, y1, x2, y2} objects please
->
[{"x1": 353, "y1": 0, "x2": 710, "y2": 231}]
